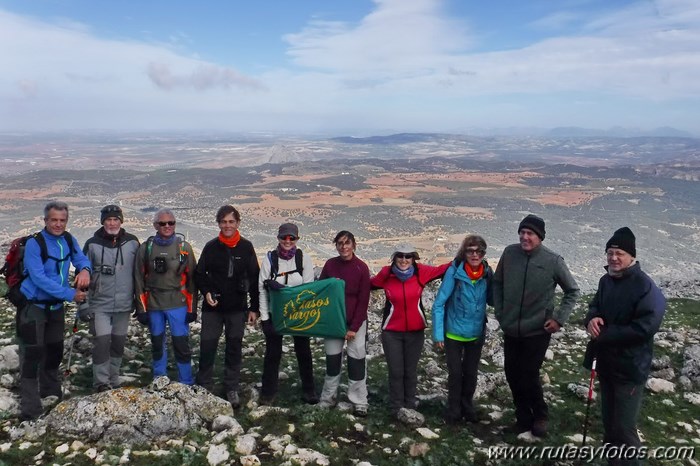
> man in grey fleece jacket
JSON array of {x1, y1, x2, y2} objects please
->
[{"x1": 493, "y1": 214, "x2": 580, "y2": 438}]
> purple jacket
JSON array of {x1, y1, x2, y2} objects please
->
[{"x1": 320, "y1": 255, "x2": 371, "y2": 333}]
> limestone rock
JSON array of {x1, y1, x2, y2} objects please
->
[
  {"x1": 0, "y1": 345, "x2": 19, "y2": 372},
  {"x1": 681, "y1": 345, "x2": 700, "y2": 388},
  {"x1": 206, "y1": 443, "x2": 230, "y2": 466},
  {"x1": 683, "y1": 393, "x2": 700, "y2": 406},
  {"x1": 240, "y1": 455, "x2": 261, "y2": 466},
  {"x1": 0, "y1": 387, "x2": 19, "y2": 414},
  {"x1": 416, "y1": 427, "x2": 439, "y2": 439},
  {"x1": 568, "y1": 383, "x2": 596, "y2": 401},
  {"x1": 44, "y1": 383, "x2": 233, "y2": 444},
  {"x1": 408, "y1": 442, "x2": 430, "y2": 457},
  {"x1": 396, "y1": 408, "x2": 424, "y2": 427},
  {"x1": 646, "y1": 378, "x2": 676, "y2": 394},
  {"x1": 211, "y1": 415, "x2": 241, "y2": 433},
  {"x1": 287, "y1": 447, "x2": 330, "y2": 466},
  {"x1": 235, "y1": 434, "x2": 257, "y2": 455}
]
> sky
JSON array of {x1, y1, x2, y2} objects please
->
[{"x1": 1, "y1": 0, "x2": 699, "y2": 135}]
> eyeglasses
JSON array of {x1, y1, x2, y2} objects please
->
[
  {"x1": 466, "y1": 248, "x2": 485, "y2": 256},
  {"x1": 278, "y1": 235, "x2": 298, "y2": 241},
  {"x1": 395, "y1": 253, "x2": 414, "y2": 260},
  {"x1": 157, "y1": 221, "x2": 176, "y2": 227}
]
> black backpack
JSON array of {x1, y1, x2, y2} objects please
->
[
  {"x1": 1, "y1": 231, "x2": 76, "y2": 308},
  {"x1": 267, "y1": 249, "x2": 304, "y2": 285}
]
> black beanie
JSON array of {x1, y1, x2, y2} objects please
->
[
  {"x1": 518, "y1": 214, "x2": 546, "y2": 240},
  {"x1": 100, "y1": 205, "x2": 124, "y2": 224},
  {"x1": 606, "y1": 227, "x2": 636, "y2": 257}
]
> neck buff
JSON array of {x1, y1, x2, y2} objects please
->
[
  {"x1": 608, "y1": 260, "x2": 636, "y2": 278},
  {"x1": 218, "y1": 230, "x2": 241, "y2": 248},
  {"x1": 277, "y1": 245, "x2": 297, "y2": 261},
  {"x1": 154, "y1": 232, "x2": 176, "y2": 247},
  {"x1": 392, "y1": 264, "x2": 415, "y2": 282},
  {"x1": 465, "y1": 262, "x2": 485, "y2": 281}
]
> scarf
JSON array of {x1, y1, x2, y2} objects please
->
[
  {"x1": 392, "y1": 264, "x2": 415, "y2": 282},
  {"x1": 218, "y1": 230, "x2": 241, "y2": 248},
  {"x1": 153, "y1": 232, "x2": 176, "y2": 247},
  {"x1": 465, "y1": 262, "x2": 484, "y2": 281},
  {"x1": 277, "y1": 245, "x2": 297, "y2": 261},
  {"x1": 608, "y1": 260, "x2": 637, "y2": 278}
]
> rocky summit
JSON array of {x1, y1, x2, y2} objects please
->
[{"x1": 0, "y1": 293, "x2": 699, "y2": 465}]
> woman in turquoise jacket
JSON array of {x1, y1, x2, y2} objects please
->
[{"x1": 432, "y1": 235, "x2": 493, "y2": 425}]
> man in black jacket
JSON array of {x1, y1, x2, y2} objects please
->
[
  {"x1": 585, "y1": 227, "x2": 665, "y2": 466},
  {"x1": 194, "y1": 205, "x2": 260, "y2": 408}
]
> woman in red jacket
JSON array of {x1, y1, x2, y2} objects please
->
[{"x1": 371, "y1": 243, "x2": 449, "y2": 417}]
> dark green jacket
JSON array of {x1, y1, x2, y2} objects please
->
[{"x1": 493, "y1": 243, "x2": 580, "y2": 337}]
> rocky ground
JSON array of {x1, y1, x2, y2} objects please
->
[{"x1": 0, "y1": 288, "x2": 699, "y2": 466}]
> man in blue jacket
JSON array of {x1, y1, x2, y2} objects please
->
[
  {"x1": 585, "y1": 227, "x2": 665, "y2": 466},
  {"x1": 17, "y1": 201, "x2": 92, "y2": 421}
]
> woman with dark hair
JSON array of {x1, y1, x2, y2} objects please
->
[
  {"x1": 318, "y1": 231, "x2": 371, "y2": 416},
  {"x1": 371, "y1": 244, "x2": 450, "y2": 417},
  {"x1": 194, "y1": 205, "x2": 260, "y2": 408},
  {"x1": 432, "y1": 235, "x2": 493, "y2": 425},
  {"x1": 258, "y1": 222, "x2": 318, "y2": 405}
]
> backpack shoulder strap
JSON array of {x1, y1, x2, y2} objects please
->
[
  {"x1": 144, "y1": 236, "x2": 155, "y2": 274},
  {"x1": 33, "y1": 232, "x2": 49, "y2": 263},
  {"x1": 62, "y1": 231, "x2": 77, "y2": 256},
  {"x1": 295, "y1": 249, "x2": 304, "y2": 275},
  {"x1": 268, "y1": 250, "x2": 279, "y2": 278}
]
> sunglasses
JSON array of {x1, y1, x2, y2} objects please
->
[
  {"x1": 395, "y1": 253, "x2": 414, "y2": 260},
  {"x1": 157, "y1": 221, "x2": 176, "y2": 227},
  {"x1": 278, "y1": 235, "x2": 298, "y2": 241},
  {"x1": 466, "y1": 248, "x2": 485, "y2": 256}
]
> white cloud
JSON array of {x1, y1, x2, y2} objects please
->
[{"x1": 0, "y1": 0, "x2": 699, "y2": 132}]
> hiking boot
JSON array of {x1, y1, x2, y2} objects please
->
[
  {"x1": 317, "y1": 398, "x2": 336, "y2": 409},
  {"x1": 444, "y1": 414, "x2": 462, "y2": 426},
  {"x1": 353, "y1": 405, "x2": 368, "y2": 417},
  {"x1": 259, "y1": 395, "x2": 275, "y2": 406},
  {"x1": 301, "y1": 392, "x2": 319, "y2": 405},
  {"x1": 532, "y1": 419, "x2": 548, "y2": 438},
  {"x1": 96, "y1": 384, "x2": 112, "y2": 393},
  {"x1": 227, "y1": 391, "x2": 241, "y2": 409},
  {"x1": 463, "y1": 410, "x2": 479, "y2": 423}
]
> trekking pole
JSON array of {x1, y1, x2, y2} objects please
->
[
  {"x1": 581, "y1": 357, "x2": 597, "y2": 447},
  {"x1": 64, "y1": 312, "x2": 80, "y2": 377}
]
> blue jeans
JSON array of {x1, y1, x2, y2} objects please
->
[{"x1": 148, "y1": 306, "x2": 193, "y2": 385}]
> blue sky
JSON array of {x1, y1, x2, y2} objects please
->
[{"x1": 1, "y1": 0, "x2": 699, "y2": 135}]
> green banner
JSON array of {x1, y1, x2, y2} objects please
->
[{"x1": 269, "y1": 278, "x2": 347, "y2": 338}]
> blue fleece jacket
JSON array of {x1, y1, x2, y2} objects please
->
[
  {"x1": 20, "y1": 229, "x2": 92, "y2": 307},
  {"x1": 432, "y1": 259, "x2": 493, "y2": 343}
]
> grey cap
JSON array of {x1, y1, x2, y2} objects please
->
[
  {"x1": 392, "y1": 242, "x2": 420, "y2": 261},
  {"x1": 278, "y1": 223, "x2": 299, "y2": 239}
]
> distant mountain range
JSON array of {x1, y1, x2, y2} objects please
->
[{"x1": 331, "y1": 127, "x2": 695, "y2": 143}]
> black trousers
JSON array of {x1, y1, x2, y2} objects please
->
[
  {"x1": 599, "y1": 375, "x2": 645, "y2": 466},
  {"x1": 196, "y1": 311, "x2": 246, "y2": 393},
  {"x1": 503, "y1": 333, "x2": 551, "y2": 429},
  {"x1": 444, "y1": 335, "x2": 484, "y2": 420},
  {"x1": 17, "y1": 303, "x2": 65, "y2": 419},
  {"x1": 381, "y1": 330, "x2": 424, "y2": 413},
  {"x1": 260, "y1": 319, "x2": 315, "y2": 398}
]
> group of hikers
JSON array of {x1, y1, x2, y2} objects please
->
[{"x1": 11, "y1": 201, "x2": 666, "y2": 466}]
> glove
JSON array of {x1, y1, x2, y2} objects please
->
[
  {"x1": 77, "y1": 304, "x2": 94, "y2": 322},
  {"x1": 186, "y1": 310, "x2": 197, "y2": 323},
  {"x1": 261, "y1": 318, "x2": 277, "y2": 338},
  {"x1": 135, "y1": 311, "x2": 149, "y2": 326},
  {"x1": 263, "y1": 279, "x2": 285, "y2": 291}
]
